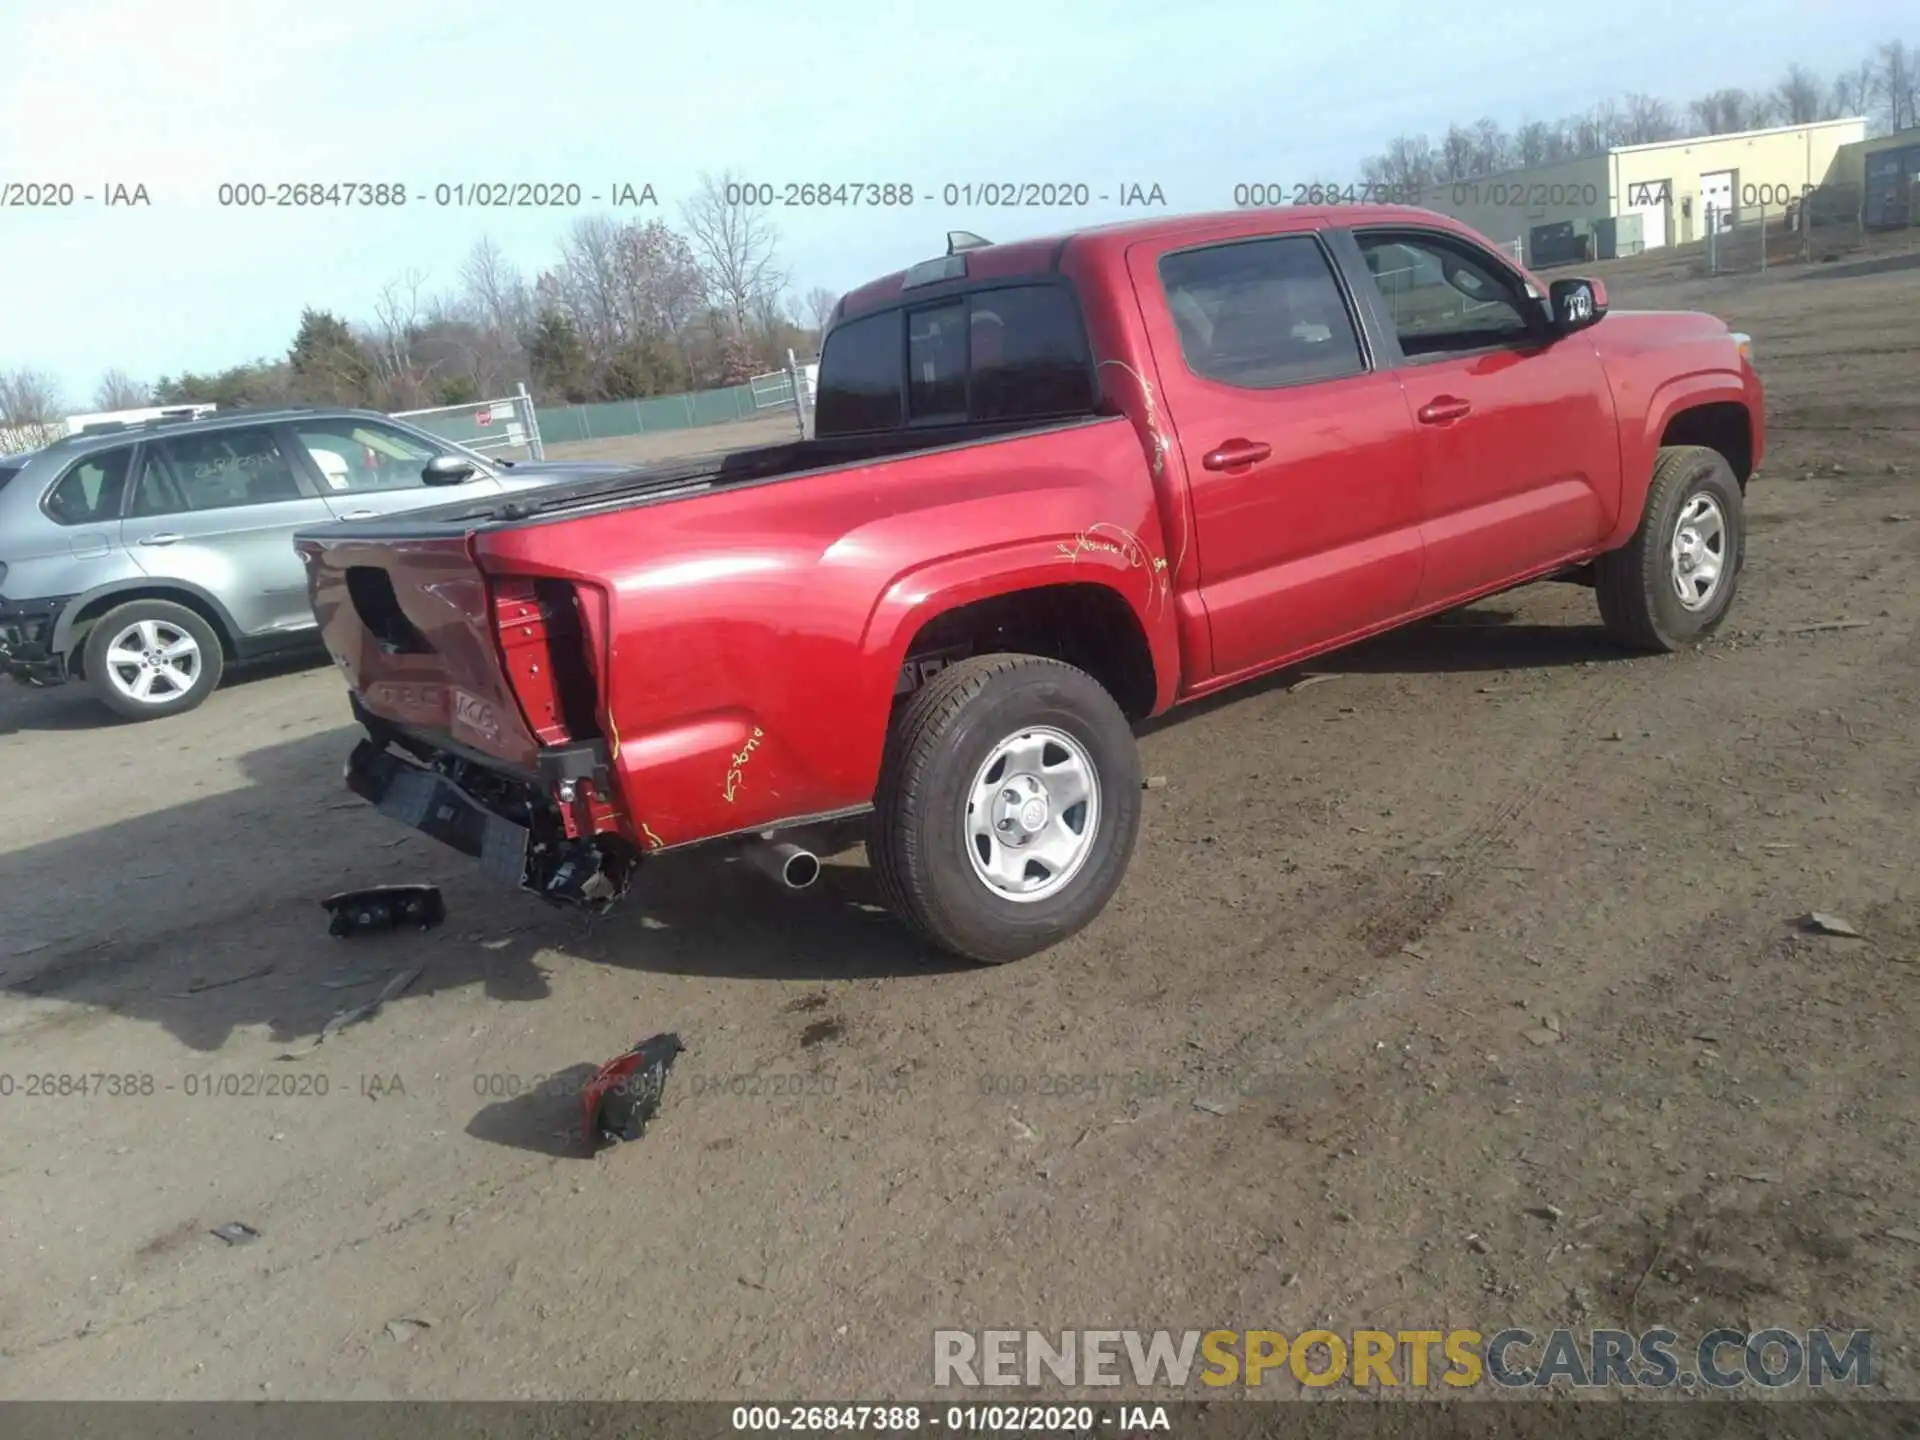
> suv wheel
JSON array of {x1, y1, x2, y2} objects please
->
[
  {"x1": 869, "y1": 654, "x2": 1142, "y2": 965},
  {"x1": 1595, "y1": 445, "x2": 1746, "y2": 652},
  {"x1": 81, "y1": 600, "x2": 226, "y2": 720}
]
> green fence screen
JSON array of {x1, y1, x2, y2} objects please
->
[
  {"x1": 537, "y1": 381, "x2": 789, "y2": 446},
  {"x1": 399, "y1": 375, "x2": 798, "y2": 453}
]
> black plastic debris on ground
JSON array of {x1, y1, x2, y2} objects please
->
[
  {"x1": 210, "y1": 1221, "x2": 261, "y2": 1246},
  {"x1": 582, "y1": 1033, "x2": 686, "y2": 1151},
  {"x1": 321, "y1": 885, "x2": 446, "y2": 938}
]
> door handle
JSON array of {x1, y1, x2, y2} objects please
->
[
  {"x1": 339, "y1": 509, "x2": 376, "y2": 520},
  {"x1": 1417, "y1": 396, "x2": 1472, "y2": 425},
  {"x1": 137, "y1": 532, "x2": 182, "y2": 546},
  {"x1": 1202, "y1": 438, "x2": 1272, "y2": 471}
]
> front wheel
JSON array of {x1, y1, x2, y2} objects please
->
[
  {"x1": 1595, "y1": 444, "x2": 1746, "y2": 652},
  {"x1": 869, "y1": 654, "x2": 1142, "y2": 965}
]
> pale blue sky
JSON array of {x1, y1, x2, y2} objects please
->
[{"x1": 0, "y1": 0, "x2": 1908, "y2": 402}]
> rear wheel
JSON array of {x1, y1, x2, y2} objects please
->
[
  {"x1": 81, "y1": 600, "x2": 225, "y2": 720},
  {"x1": 869, "y1": 654, "x2": 1142, "y2": 965},
  {"x1": 1595, "y1": 445, "x2": 1745, "y2": 652}
]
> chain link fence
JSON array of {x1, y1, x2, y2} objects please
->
[
  {"x1": 1699, "y1": 182, "x2": 1920, "y2": 276},
  {"x1": 395, "y1": 385, "x2": 544, "y2": 461}
]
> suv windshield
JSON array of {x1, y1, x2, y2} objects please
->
[{"x1": 815, "y1": 283, "x2": 1095, "y2": 437}]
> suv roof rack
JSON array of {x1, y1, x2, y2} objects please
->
[{"x1": 34, "y1": 402, "x2": 357, "y2": 452}]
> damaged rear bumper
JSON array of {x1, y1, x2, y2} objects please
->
[
  {"x1": 0, "y1": 596, "x2": 74, "y2": 686},
  {"x1": 344, "y1": 737, "x2": 636, "y2": 911}
]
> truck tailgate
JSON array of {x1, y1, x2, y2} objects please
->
[{"x1": 297, "y1": 530, "x2": 543, "y2": 771}]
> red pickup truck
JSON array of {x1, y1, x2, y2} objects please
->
[{"x1": 297, "y1": 205, "x2": 1762, "y2": 965}]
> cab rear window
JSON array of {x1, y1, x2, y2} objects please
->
[{"x1": 815, "y1": 283, "x2": 1095, "y2": 437}]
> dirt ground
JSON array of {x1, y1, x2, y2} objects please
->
[{"x1": 2, "y1": 257, "x2": 1916, "y2": 1403}]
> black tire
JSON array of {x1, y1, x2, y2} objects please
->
[
  {"x1": 1595, "y1": 445, "x2": 1745, "y2": 652},
  {"x1": 80, "y1": 599, "x2": 226, "y2": 720},
  {"x1": 869, "y1": 654, "x2": 1142, "y2": 965}
]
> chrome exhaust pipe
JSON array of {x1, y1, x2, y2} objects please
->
[{"x1": 743, "y1": 840, "x2": 821, "y2": 890}]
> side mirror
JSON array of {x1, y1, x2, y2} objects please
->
[
  {"x1": 421, "y1": 455, "x2": 478, "y2": 486},
  {"x1": 1549, "y1": 277, "x2": 1608, "y2": 333}
]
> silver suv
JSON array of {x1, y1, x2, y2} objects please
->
[{"x1": 0, "y1": 406, "x2": 627, "y2": 720}]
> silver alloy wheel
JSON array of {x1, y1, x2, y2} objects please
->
[
  {"x1": 103, "y1": 618, "x2": 202, "y2": 706},
  {"x1": 964, "y1": 725, "x2": 1101, "y2": 903},
  {"x1": 1669, "y1": 492, "x2": 1728, "y2": 612}
]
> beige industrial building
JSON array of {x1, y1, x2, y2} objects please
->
[{"x1": 1418, "y1": 117, "x2": 1888, "y2": 264}]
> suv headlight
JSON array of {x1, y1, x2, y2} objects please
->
[{"x1": 1731, "y1": 331, "x2": 1753, "y2": 363}]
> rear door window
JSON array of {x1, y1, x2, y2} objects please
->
[
  {"x1": 967, "y1": 286, "x2": 1095, "y2": 421},
  {"x1": 43, "y1": 448, "x2": 134, "y2": 525},
  {"x1": 131, "y1": 427, "x2": 309, "y2": 516},
  {"x1": 1157, "y1": 235, "x2": 1367, "y2": 388}
]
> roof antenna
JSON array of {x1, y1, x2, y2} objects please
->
[{"x1": 946, "y1": 230, "x2": 992, "y2": 255}]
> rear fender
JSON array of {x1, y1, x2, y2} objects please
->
[{"x1": 848, "y1": 527, "x2": 1182, "y2": 789}]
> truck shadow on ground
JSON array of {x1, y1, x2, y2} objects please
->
[
  {"x1": 1323, "y1": 607, "x2": 1628, "y2": 673},
  {"x1": 0, "y1": 726, "x2": 961, "y2": 1057},
  {"x1": 0, "y1": 607, "x2": 1614, "y2": 1057},
  {"x1": 1140, "y1": 606, "x2": 1628, "y2": 734}
]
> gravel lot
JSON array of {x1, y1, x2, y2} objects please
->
[{"x1": 2, "y1": 255, "x2": 1916, "y2": 1401}]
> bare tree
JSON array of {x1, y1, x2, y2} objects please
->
[
  {"x1": 1620, "y1": 93, "x2": 1680, "y2": 145},
  {"x1": 1512, "y1": 120, "x2": 1555, "y2": 167},
  {"x1": 1469, "y1": 118, "x2": 1512, "y2": 176},
  {"x1": 544, "y1": 215, "x2": 631, "y2": 363},
  {"x1": 1437, "y1": 124, "x2": 1478, "y2": 182},
  {"x1": 93, "y1": 367, "x2": 150, "y2": 410},
  {"x1": 1830, "y1": 60, "x2": 1878, "y2": 120},
  {"x1": 443, "y1": 237, "x2": 533, "y2": 396},
  {"x1": 681, "y1": 170, "x2": 788, "y2": 336},
  {"x1": 1879, "y1": 40, "x2": 1918, "y2": 132},
  {"x1": 1774, "y1": 65, "x2": 1825, "y2": 124},
  {"x1": 1362, "y1": 134, "x2": 1438, "y2": 196},
  {"x1": 1690, "y1": 88, "x2": 1763, "y2": 135},
  {"x1": 1590, "y1": 98, "x2": 1626, "y2": 149},
  {"x1": 459, "y1": 236, "x2": 532, "y2": 339},
  {"x1": 0, "y1": 367, "x2": 65, "y2": 425},
  {"x1": 613, "y1": 220, "x2": 706, "y2": 345},
  {"x1": 803, "y1": 285, "x2": 839, "y2": 332},
  {"x1": 371, "y1": 268, "x2": 430, "y2": 382}
]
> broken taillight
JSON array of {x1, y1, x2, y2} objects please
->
[{"x1": 489, "y1": 576, "x2": 605, "y2": 746}]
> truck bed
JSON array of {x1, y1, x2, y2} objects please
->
[{"x1": 316, "y1": 415, "x2": 1108, "y2": 539}]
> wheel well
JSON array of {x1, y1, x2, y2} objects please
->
[
  {"x1": 66, "y1": 588, "x2": 236, "y2": 676},
  {"x1": 902, "y1": 583, "x2": 1157, "y2": 720},
  {"x1": 1661, "y1": 402, "x2": 1752, "y2": 486}
]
